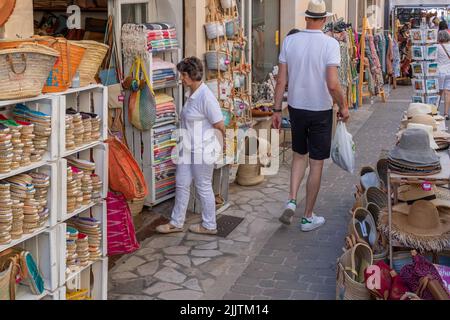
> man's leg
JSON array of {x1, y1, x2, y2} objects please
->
[
  {"x1": 279, "y1": 107, "x2": 308, "y2": 225},
  {"x1": 304, "y1": 158, "x2": 324, "y2": 218},
  {"x1": 289, "y1": 152, "x2": 308, "y2": 200},
  {"x1": 299, "y1": 109, "x2": 333, "y2": 232}
]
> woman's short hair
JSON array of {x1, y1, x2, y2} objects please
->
[
  {"x1": 438, "y1": 30, "x2": 450, "y2": 43},
  {"x1": 176, "y1": 57, "x2": 203, "y2": 81},
  {"x1": 439, "y1": 21, "x2": 448, "y2": 31}
]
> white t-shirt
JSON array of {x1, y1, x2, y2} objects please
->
[
  {"x1": 279, "y1": 29, "x2": 341, "y2": 111},
  {"x1": 180, "y1": 83, "x2": 223, "y2": 159}
]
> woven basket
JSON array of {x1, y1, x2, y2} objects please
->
[
  {"x1": 0, "y1": 44, "x2": 59, "y2": 100},
  {"x1": 362, "y1": 187, "x2": 388, "y2": 209},
  {"x1": 0, "y1": 260, "x2": 15, "y2": 300},
  {"x1": 75, "y1": 40, "x2": 109, "y2": 87},
  {"x1": 236, "y1": 155, "x2": 264, "y2": 186},
  {"x1": 225, "y1": 18, "x2": 239, "y2": 38},
  {"x1": 220, "y1": 0, "x2": 236, "y2": 9},
  {"x1": 336, "y1": 243, "x2": 373, "y2": 300},
  {"x1": 204, "y1": 22, "x2": 225, "y2": 40},
  {"x1": 127, "y1": 197, "x2": 145, "y2": 217},
  {"x1": 29, "y1": 37, "x2": 87, "y2": 93},
  {"x1": 205, "y1": 51, "x2": 230, "y2": 72},
  {"x1": 206, "y1": 78, "x2": 232, "y2": 100}
]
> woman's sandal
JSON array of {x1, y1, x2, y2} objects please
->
[
  {"x1": 188, "y1": 224, "x2": 217, "y2": 235},
  {"x1": 155, "y1": 223, "x2": 183, "y2": 234}
]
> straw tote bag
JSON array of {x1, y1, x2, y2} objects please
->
[
  {"x1": 336, "y1": 243, "x2": 373, "y2": 300},
  {"x1": 107, "y1": 135, "x2": 148, "y2": 200},
  {"x1": 126, "y1": 56, "x2": 156, "y2": 131}
]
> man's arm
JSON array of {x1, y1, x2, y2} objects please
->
[
  {"x1": 272, "y1": 63, "x2": 288, "y2": 129},
  {"x1": 326, "y1": 66, "x2": 349, "y2": 122}
]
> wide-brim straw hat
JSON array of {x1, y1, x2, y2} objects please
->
[
  {"x1": 379, "y1": 200, "x2": 450, "y2": 252},
  {"x1": 300, "y1": 0, "x2": 333, "y2": 18},
  {"x1": 407, "y1": 103, "x2": 434, "y2": 118}
]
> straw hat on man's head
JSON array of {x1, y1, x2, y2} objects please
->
[{"x1": 301, "y1": 0, "x2": 333, "y2": 18}]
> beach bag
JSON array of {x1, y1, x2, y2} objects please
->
[
  {"x1": 107, "y1": 135, "x2": 148, "y2": 200},
  {"x1": 331, "y1": 122, "x2": 355, "y2": 174},
  {"x1": 107, "y1": 192, "x2": 140, "y2": 255},
  {"x1": 126, "y1": 56, "x2": 156, "y2": 131}
]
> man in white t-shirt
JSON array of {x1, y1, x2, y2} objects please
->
[{"x1": 272, "y1": 0, "x2": 349, "y2": 231}]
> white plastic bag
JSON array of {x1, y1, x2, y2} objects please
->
[{"x1": 331, "y1": 122, "x2": 355, "y2": 174}]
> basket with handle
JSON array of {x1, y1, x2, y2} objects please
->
[
  {"x1": 336, "y1": 242, "x2": 373, "y2": 300},
  {"x1": 74, "y1": 40, "x2": 109, "y2": 87},
  {"x1": 31, "y1": 36, "x2": 87, "y2": 93},
  {"x1": 127, "y1": 196, "x2": 146, "y2": 217},
  {"x1": 205, "y1": 21, "x2": 225, "y2": 40},
  {"x1": 0, "y1": 44, "x2": 60, "y2": 100}
]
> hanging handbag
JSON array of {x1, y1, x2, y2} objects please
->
[{"x1": 126, "y1": 57, "x2": 157, "y2": 131}]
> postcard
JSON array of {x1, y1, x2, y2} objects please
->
[
  {"x1": 426, "y1": 45, "x2": 438, "y2": 60},
  {"x1": 426, "y1": 78, "x2": 439, "y2": 93},
  {"x1": 413, "y1": 79, "x2": 425, "y2": 93},
  {"x1": 412, "y1": 46, "x2": 424, "y2": 60}
]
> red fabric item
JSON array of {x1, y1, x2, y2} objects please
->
[
  {"x1": 106, "y1": 192, "x2": 140, "y2": 256},
  {"x1": 389, "y1": 272, "x2": 408, "y2": 300},
  {"x1": 365, "y1": 261, "x2": 392, "y2": 300}
]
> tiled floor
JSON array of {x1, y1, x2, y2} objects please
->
[{"x1": 108, "y1": 86, "x2": 412, "y2": 300}]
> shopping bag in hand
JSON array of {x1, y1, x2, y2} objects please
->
[{"x1": 331, "y1": 122, "x2": 355, "y2": 173}]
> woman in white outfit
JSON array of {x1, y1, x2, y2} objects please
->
[
  {"x1": 156, "y1": 57, "x2": 225, "y2": 235},
  {"x1": 437, "y1": 31, "x2": 450, "y2": 119}
]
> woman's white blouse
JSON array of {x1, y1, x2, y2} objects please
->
[{"x1": 180, "y1": 83, "x2": 223, "y2": 157}]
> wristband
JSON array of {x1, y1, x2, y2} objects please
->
[{"x1": 273, "y1": 109, "x2": 282, "y2": 113}]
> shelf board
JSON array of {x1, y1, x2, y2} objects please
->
[
  {"x1": 0, "y1": 160, "x2": 49, "y2": 183},
  {"x1": 63, "y1": 141, "x2": 103, "y2": 158},
  {"x1": 16, "y1": 285, "x2": 49, "y2": 300},
  {"x1": 153, "y1": 81, "x2": 179, "y2": 90},
  {"x1": 66, "y1": 260, "x2": 96, "y2": 283},
  {"x1": 34, "y1": 7, "x2": 107, "y2": 12},
  {"x1": 62, "y1": 202, "x2": 98, "y2": 222},
  {"x1": 0, "y1": 225, "x2": 48, "y2": 253},
  {"x1": 0, "y1": 94, "x2": 51, "y2": 108},
  {"x1": 49, "y1": 84, "x2": 104, "y2": 96},
  {"x1": 151, "y1": 47, "x2": 180, "y2": 54}
]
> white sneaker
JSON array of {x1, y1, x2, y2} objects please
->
[
  {"x1": 279, "y1": 200, "x2": 297, "y2": 225},
  {"x1": 300, "y1": 214, "x2": 326, "y2": 232}
]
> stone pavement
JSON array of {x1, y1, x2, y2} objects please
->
[{"x1": 108, "y1": 86, "x2": 412, "y2": 300}]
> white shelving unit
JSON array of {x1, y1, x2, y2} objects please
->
[
  {"x1": 0, "y1": 84, "x2": 108, "y2": 300},
  {"x1": 122, "y1": 22, "x2": 182, "y2": 207}
]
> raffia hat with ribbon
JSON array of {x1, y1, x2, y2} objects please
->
[{"x1": 379, "y1": 200, "x2": 450, "y2": 252}]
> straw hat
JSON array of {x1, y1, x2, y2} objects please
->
[
  {"x1": 379, "y1": 200, "x2": 450, "y2": 252},
  {"x1": 300, "y1": 0, "x2": 333, "y2": 18},
  {"x1": 407, "y1": 103, "x2": 433, "y2": 118},
  {"x1": 362, "y1": 186, "x2": 388, "y2": 209},
  {"x1": 0, "y1": 1, "x2": 16, "y2": 27},
  {"x1": 398, "y1": 184, "x2": 436, "y2": 203},
  {"x1": 408, "y1": 115, "x2": 438, "y2": 130}
]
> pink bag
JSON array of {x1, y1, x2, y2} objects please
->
[{"x1": 107, "y1": 192, "x2": 140, "y2": 255}]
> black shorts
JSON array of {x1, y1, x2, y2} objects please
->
[{"x1": 288, "y1": 106, "x2": 333, "y2": 161}]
